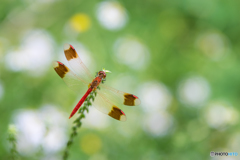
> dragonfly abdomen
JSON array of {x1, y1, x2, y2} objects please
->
[{"x1": 69, "y1": 87, "x2": 93, "y2": 119}]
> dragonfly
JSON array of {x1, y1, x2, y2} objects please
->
[{"x1": 52, "y1": 44, "x2": 141, "y2": 121}]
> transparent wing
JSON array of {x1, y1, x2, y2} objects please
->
[
  {"x1": 64, "y1": 43, "x2": 94, "y2": 84},
  {"x1": 99, "y1": 84, "x2": 141, "y2": 106},
  {"x1": 52, "y1": 61, "x2": 89, "y2": 93},
  {"x1": 92, "y1": 90, "x2": 127, "y2": 121}
]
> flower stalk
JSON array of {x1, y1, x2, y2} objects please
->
[
  {"x1": 8, "y1": 125, "x2": 19, "y2": 160},
  {"x1": 63, "y1": 89, "x2": 97, "y2": 160}
]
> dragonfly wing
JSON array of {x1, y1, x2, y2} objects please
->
[
  {"x1": 99, "y1": 84, "x2": 141, "y2": 106},
  {"x1": 52, "y1": 61, "x2": 88, "y2": 93},
  {"x1": 64, "y1": 44, "x2": 94, "y2": 83},
  {"x1": 92, "y1": 90, "x2": 127, "y2": 121}
]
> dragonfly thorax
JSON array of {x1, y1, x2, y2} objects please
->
[{"x1": 90, "y1": 71, "x2": 106, "y2": 90}]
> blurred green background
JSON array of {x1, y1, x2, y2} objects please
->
[{"x1": 1, "y1": 0, "x2": 240, "y2": 160}]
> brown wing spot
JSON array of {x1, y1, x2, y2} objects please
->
[
  {"x1": 54, "y1": 61, "x2": 69, "y2": 78},
  {"x1": 124, "y1": 93, "x2": 136, "y2": 106},
  {"x1": 108, "y1": 106, "x2": 124, "y2": 120},
  {"x1": 64, "y1": 45, "x2": 78, "y2": 61}
]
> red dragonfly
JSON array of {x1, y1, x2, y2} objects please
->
[{"x1": 53, "y1": 44, "x2": 140, "y2": 121}]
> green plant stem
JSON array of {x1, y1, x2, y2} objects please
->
[
  {"x1": 8, "y1": 125, "x2": 18, "y2": 160},
  {"x1": 63, "y1": 89, "x2": 97, "y2": 160}
]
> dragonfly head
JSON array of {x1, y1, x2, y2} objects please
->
[{"x1": 98, "y1": 71, "x2": 106, "y2": 79}]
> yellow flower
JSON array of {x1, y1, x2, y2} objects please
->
[{"x1": 70, "y1": 13, "x2": 91, "y2": 32}]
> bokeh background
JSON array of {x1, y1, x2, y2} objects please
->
[{"x1": 1, "y1": 0, "x2": 240, "y2": 160}]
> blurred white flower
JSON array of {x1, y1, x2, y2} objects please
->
[
  {"x1": 178, "y1": 76, "x2": 210, "y2": 107},
  {"x1": 82, "y1": 107, "x2": 110, "y2": 129},
  {"x1": 139, "y1": 82, "x2": 172, "y2": 112},
  {"x1": 96, "y1": 1, "x2": 128, "y2": 30},
  {"x1": 110, "y1": 73, "x2": 137, "y2": 93},
  {"x1": 143, "y1": 111, "x2": 173, "y2": 137},
  {"x1": 41, "y1": 155, "x2": 61, "y2": 160},
  {"x1": 5, "y1": 29, "x2": 55, "y2": 76},
  {"x1": 196, "y1": 31, "x2": 230, "y2": 61},
  {"x1": 39, "y1": 105, "x2": 68, "y2": 128},
  {"x1": 42, "y1": 127, "x2": 66, "y2": 154},
  {"x1": 114, "y1": 37, "x2": 150, "y2": 70},
  {"x1": 205, "y1": 102, "x2": 238, "y2": 129},
  {"x1": 14, "y1": 110, "x2": 46, "y2": 155},
  {"x1": 13, "y1": 105, "x2": 67, "y2": 156}
]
